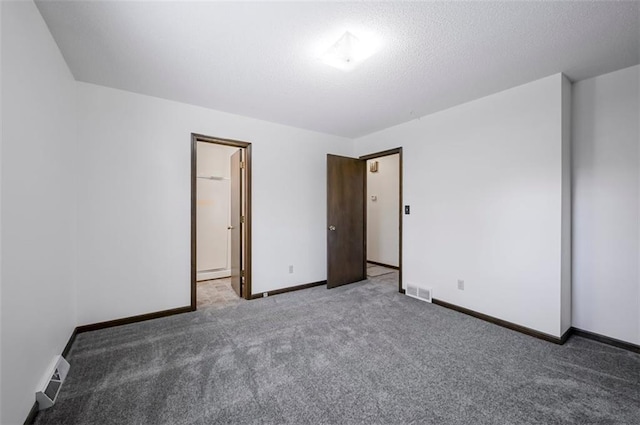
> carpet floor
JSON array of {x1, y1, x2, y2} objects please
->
[{"x1": 36, "y1": 272, "x2": 639, "y2": 424}]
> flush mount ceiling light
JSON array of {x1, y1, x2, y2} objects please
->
[{"x1": 321, "y1": 31, "x2": 377, "y2": 71}]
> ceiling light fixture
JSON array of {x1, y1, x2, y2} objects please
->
[{"x1": 321, "y1": 31, "x2": 377, "y2": 71}]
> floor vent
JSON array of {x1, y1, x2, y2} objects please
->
[
  {"x1": 36, "y1": 355, "x2": 70, "y2": 410},
  {"x1": 406, "y1": 284, "x2": 432, "y2": 303}
]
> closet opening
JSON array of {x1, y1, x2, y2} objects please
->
[{"x1": 191, "y1": 134, "x2": 252, "y2": 309}]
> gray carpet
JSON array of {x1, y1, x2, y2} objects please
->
[{"x1": 36, "y1": 271, "x2": 640, "y2": 424}]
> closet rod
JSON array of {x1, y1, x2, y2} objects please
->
[{"x1": 197, "y1": 176, "x2": 230, "y2": 181}]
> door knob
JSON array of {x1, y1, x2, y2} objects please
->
[
  {"x1": 228, "y1": 226, "x2": 234, "y2": 230},
  {"x1": 328, "y1": 225, "x2": 336, "y2": 231}
]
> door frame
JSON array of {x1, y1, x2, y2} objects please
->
[
  {"x1": 191, "y1": 133, "x2": 253, "y2": 308},
  {"x1": 359, "y1": 147, "x2": 403, "y2": 294}
]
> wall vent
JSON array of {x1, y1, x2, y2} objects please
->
[
  {"x1": 36, "y1": 355, "x2": 70, "y2": 410},
  {"x1": 406, "y1": 284, "x2": 432, "y2": 303}
]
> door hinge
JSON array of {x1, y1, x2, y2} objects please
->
[
  {"x1": 241, "y1": 270, "x2": 245, "y2": 277},
  {"x1": 241, "y1": 216, "x2": 246, "y2": 224},
  {"x1": 240, "y1": 161, "x2": 245, "y2": 169}
]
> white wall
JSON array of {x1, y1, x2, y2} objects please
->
[
  {"x1": 572, "y1": 65, "x2": 640, "y2": 345},
  {"x1": 1, "y1": 2, "x2": 78, "y2": 424},
  {"x1": 561, "y1": 77, "x2": 572, "y2": 336},
  {"x1": 366, "y1": 154, "x2": 399, "y2": 267},
  {"x1": 355, "y1": 74, "x2": 571, "y2": 338},
  {"x1": 76, "y1": 82, "x2": 351, "y2": 325},
  {"x1": 0, "y1": 1, "x2": 4, "y2": 422}
]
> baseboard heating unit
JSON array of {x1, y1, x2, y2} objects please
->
[{"x1": 36, "y1": 355, "x2": 70, "y2": 410}]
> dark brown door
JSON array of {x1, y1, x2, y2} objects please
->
[
  {"x1": 327, "y1": 154, "x2": 366, "y2": 288},
  {"x1": 230, "y1": 149, "x2": 243, "y2": 297}
]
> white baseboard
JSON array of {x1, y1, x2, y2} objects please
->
[{"x1": 197, "y1": 269, "x2": 231, "y2": 281}]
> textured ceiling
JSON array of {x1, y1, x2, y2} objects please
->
[{"x1": 36, "y1": 1, "x2": 640, "y2": 138}]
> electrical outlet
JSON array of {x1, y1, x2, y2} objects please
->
[
  {"x1": 263, "y1": 292, "x2": 268, "y2": 298},
  {"x1": 288, "y1": 265, "x2": 294, "y2": 274},
  {"x1": 457, "y1": 279, "x2": 464, "y2": 290}
]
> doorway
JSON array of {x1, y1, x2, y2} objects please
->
[
  {"x1": 326, "y1": 148, "x2": 403, "y2": 293},
  {"x1": 363, "y1": 151, "x2": 401, "y2": 286},
  {"x1": 191, "y1": 133, "x2": 252, "y2": 309}
]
